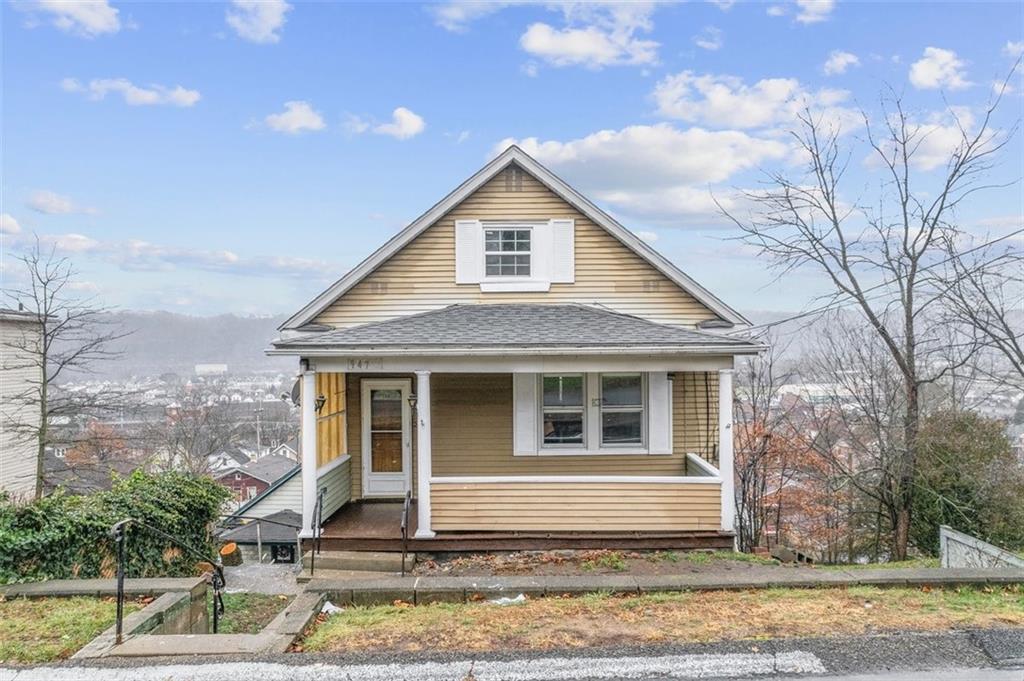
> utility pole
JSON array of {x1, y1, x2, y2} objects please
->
[{"x1": 254, "y1": 399, "x2": 264, "y2": 459}]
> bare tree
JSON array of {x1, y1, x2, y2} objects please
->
[
  {"x1": 722, "y1": 85, "x2": 1014, "y2": 559},
  {"x1": 148, "y1": 388, "x2": 244, "y2": 475},
  {"x1": 2, "y1": 241, "x2": 130, "y2": 499}
]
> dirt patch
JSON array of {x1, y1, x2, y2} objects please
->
[
  {"x1": 413, "y1": 549, "x2": 783, "y2": 577},
  {"x1": 214, "y1": 592, "x2": 293, "y2": 634},
  {"x1": 300, "y1": 585, "x2": 1024, "y2": 654}
]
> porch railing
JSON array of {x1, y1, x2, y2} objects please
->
[
  {"x1": 400, "y1": 489, "x2": 412, "y2": 577},
  {"x1": 308, "y1": 487, "x2": 325, "y2": 577}
]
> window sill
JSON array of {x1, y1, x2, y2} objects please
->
[
  {"x1": 516, "y1": 448, "x2": 673, "y2": 457},
  {"x1": 480, "y1": 280, "x2": 551, "y2": 292}
]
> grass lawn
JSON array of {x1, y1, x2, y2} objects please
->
[
  {"x1": 300, "y1": 585, "x2": 1024, "y2": 654},
  {"x1": 213, "y1": 593, "x2": 292, "y2": 634},
  {"x1": 0, "y1": 596, "x2": 140, "y2": 664}
]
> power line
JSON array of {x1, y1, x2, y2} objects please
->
[{"x1": 730, "y1": 227, "x2": 1024, "y2": 335}]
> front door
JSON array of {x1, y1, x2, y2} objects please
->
[{"x1": 361, "y1": 379, "x2": 412, "y2": 497}]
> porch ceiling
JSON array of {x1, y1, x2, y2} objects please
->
[{"x1": 271, "y1": 303, "x2": 763, "y2": 355}]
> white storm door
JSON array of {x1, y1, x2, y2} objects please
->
[{"x1": 361, "y1": 379, "x2": 412, "y2": 497}]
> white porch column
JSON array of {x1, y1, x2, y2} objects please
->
[
  {"x1": 300, "y1": 368, "x2": 317, "y2": 537},
  {"x1": 414, "y1": 370, "x2": 435, "y2": 538},
  {"x1": 718, "y1": 368, "x2": 736, "y2": 535}
]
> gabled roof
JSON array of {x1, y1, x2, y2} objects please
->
[
  {"x1": 219, "y1": 509, "x2": 301, "y2": 544},
  {"x1": 215, "y1": 454, "x2": 298, "y2": 485},
  {"x1": 273, "y1": 303, "x2": 763, "y2": 355},
  {"x1": 280, "y1": 145, "x2": 749, "y2": 331}
]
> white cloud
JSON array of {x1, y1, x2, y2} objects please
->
[
  {"x1": 635, "y1": 230, "x2": 659, "y2": 243},
  {"x1": 20, "y1": 0, "x2": 121, "y2": 38},
  {"x1": 1003, "y1": 41, "x2": 1024, "y2": 58},
  {"x1": 693, "y1": 26, "x2": 723, "y2": 51},
  {"x1": 765, "y1": 0, "x2": 835, "y2": 24},
  {"x1": 373, "y1": 107, "x2": 426, "y2": 140},
  {"x1": 342, "y1": 113, "x2": 370, "y2": 135},
  {"x1": 909, "y1": 47, "x2": 971, "y2": 90},
  {"x1": 823, "y1": 50, "x2": 859, "y2": 75},
  {"x1": 495, "y1": 123, "x2": 788, "y2": 223},
  {"x1": 26, "y1": 190, "x2": 97, "y2": 215},
  {"x1": 263, "y1": 101, "x2": 326, "y2": 134},
  {"x1": 794, "y1": 0, "x2": 835, "y2": 24},
  {"x1": 653, "y1": 71, "x2": 856, "y2": 132},
  {"x1": 0, "y1": 214, "x2": 22, "y2": 235},
  {"x1": 226, "y1": 0, "x2": 291, "y2": 44},
  {"x1": 521, "y1": 61, "x2": 540, "y2": 77},
  {"x1": 709, "y1": 0, "x2": 736, "y2": 10},
  {"x1": 446, "y1": 130, "x2": 471, "y2": 144},
  {"x1": 519, "y1": 3, "x2": 659, "y2": 69},
  {"x1": 865, "y1": 107, "x2": 977, "y2": 172},
  {"x1": 61, "y1": 77, "x2": 200, "y2": 107},
  {"x1": 430, "y1": 1, "x2": 510, "y2": 32}
]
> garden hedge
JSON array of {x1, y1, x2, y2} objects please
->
[{"x1": 0, "y1": 471, "x2": 230, "y2": 584}]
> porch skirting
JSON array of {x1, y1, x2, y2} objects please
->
[{"x1": 430, "y1": 479, "x2": 722, "y2": 532}]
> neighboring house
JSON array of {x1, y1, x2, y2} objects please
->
[
  {"x1": 215, "y1": 454, "x2": 298, "y2": 504},
  {"x1": 270, "y1": 437, "x2": 299, "y2": 462},
  {"x1": 0, "y1": 308, "x2": 43, "y2": 501},
  {"x1": 231, "y1": 464, "x2": 302, "y2": 519},
  {"x1": 218, "y1": 509, "x2": 302, "y2": 563},
  {"x1": 268, "y1": 146, "x2": 764, "y2": 550},
  {"x1": 207, "y1": 445, "x2": 252, "y2": 473}
]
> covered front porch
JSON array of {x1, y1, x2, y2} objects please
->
[{"x1": 270, "y1": 304, "x2": 764, "y2": 549}]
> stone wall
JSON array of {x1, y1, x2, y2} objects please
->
[{"x1": 939, "y1": 525, "x2": 1024, "y2": 569}]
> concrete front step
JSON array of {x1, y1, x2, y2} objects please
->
[
  {"x1": 302, "y1": 550, "x2": 415, "y2": 573},
  {"x1": 297, "y1": 568, "x2": 401, "y2": 584}
]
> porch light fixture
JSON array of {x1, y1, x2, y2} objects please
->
[
  {"x1": 314, "y1": 394, "x2": 327, "y2": 414},
  {"x1": 407, "y1": 392, "x2": 418, "y2": 410}
]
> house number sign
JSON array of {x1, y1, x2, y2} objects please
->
[{"x1": 347, "y1": 358, "x2": 384, "y2": 370}]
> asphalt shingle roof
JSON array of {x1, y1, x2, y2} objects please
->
[{"x1": 275, "y1": 304, "x2": 759, "y2": 350}]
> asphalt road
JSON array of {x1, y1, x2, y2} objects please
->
[{"x1": 4, "y1": 629, "x2": 1021, "y2": 680}]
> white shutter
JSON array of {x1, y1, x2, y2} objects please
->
[
  {"x1": 455, "y1": 219, "x2": 482, "y2": 284},
  {"x1": 550, "y1": 219, "x2": 575, "y2": 283},
  {"x1": 648, "y1": 372, "x2": 672, "y2": 455},
  {"x1": 513, "y1": 373, "x2": 538, "y2": 455}
]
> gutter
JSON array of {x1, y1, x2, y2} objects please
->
[{"x1": 266, "y1": 343, "x2": 768, "y2": 357}]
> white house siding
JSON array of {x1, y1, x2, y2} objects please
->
[
  {"x1": 0, "y1": 314, "x2": 43, "y2": 501},
  {"x1": 242, "y1": 457, "x2": 351, "y2": 524}
]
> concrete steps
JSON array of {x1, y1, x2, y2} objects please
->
[
  {"x1": 301, "y1": 550, "x2": 415, "y2": 574},
  {"x1": 296, "y1": 568, "x2": 399, "y2": 584}
]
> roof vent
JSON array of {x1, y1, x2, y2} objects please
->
[{"x1": 698, "y1": 319, "x2": 733, "y2": 330}]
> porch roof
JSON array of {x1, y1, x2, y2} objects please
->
[{"x1": 272, "y1": 304, "x2": 763, "y2": 354}]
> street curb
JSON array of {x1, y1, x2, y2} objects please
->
[{"x1": 301, "y1": 567, "x2": 1024, "y2": 605}]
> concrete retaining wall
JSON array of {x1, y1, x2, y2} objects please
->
[{"x1": 940, "y1": 525, "x2": 1024, "y2": 569}]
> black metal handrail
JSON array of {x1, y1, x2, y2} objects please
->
[
  {"x1": 109, "y1": 518, "x2": 225, "y2": 644},
  {"x1": 308, "y1": 488, "x2": 325, "y2": 577},
  {"x1": 400, "y1": 489, "x2": 412, "y2": 577}
]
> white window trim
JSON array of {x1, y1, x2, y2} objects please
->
[
  {"x1": 533, "y1": 372, "x2": 659, "y2": 457},
  {"x1": 539, "y1": 373, "x2": 587, "y2": 449}
]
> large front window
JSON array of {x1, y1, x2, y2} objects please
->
[
  {"x1": 484, "y1": 228, "x2": 531, "y2": 277},
  {"x1": 539, "y1": 373, "x2": 647, "y2": 450},
  {"x1": 542, "y1": 374, "x2": 584, "y2": 445}
]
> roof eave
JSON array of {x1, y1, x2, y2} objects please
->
[{"x1": 266, "y1": 343, "x2": 767, "y2": 357}]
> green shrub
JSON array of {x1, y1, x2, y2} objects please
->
[{"x1": 0, "y1": 471, "x2": 230, "y2": 584}]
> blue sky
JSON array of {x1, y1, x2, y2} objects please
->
[{"x1": 2, "y1": 0, "x2": 1022, "y2": 317}]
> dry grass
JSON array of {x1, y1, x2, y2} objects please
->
[
  {"x1": 301, "y1": 585, "x2": 1024, "y2": 654},
  {"x1": 0, "y1": 596, "x2": 141, "y2": 664}
]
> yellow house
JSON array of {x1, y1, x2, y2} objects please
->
[{"x1": 269, "y1": 146, "x2": 764, "y2": 552}]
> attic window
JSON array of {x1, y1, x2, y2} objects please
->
[{"x1": 484, "y1": 228, "x2": 531, "y2": 277}]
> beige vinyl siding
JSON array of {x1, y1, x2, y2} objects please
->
[
  {"x1": 431, "y1": 481, "x2": 722, "y2": 531},
  {"x1": 675, "y1": 372, "x2": 720, "y2": 469},
  {"x1": 431, "y1": 373, "x2": 719, "y2": 477},
  {"x1": 0, "y1": 318, "x2": 43, "y2": 501},
  {"x1": 314, "y1": 166, "x2": 718, "y2": 329}
]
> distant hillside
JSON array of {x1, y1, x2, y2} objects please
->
[{"x1": 93, "y1": 311, "x2": 293, "y2": 379}]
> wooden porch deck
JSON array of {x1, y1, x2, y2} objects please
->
[{"x1": 315, "y1": 501, "x2": 734, "y2": 552}]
